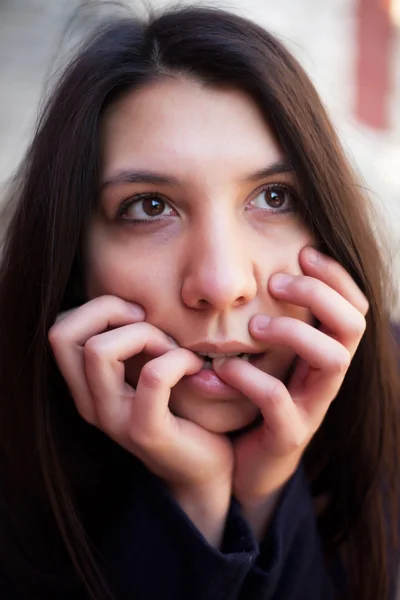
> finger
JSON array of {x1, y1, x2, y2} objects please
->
[
  {"x1": 50, "y1": 295, "x2": 145, "y2": 345},
  {"x1": 127, "y1": 349, "x2": 232, "y2": 488},
  {"x1": 214, "y1": 337, "x2": 341, "y2": 430},
  {"x1": 213, "y1": 357, "x2": 307, "y2": 451},
  {"x1": 130, "y1": 348, "x2": 203, "y2": 442},
  {"x1": 248, "y1": 317, "x2": 350, "y2": 415},
  {"x1": 266, "y1": 274, "x2": 366, "y2": 353},
  {"x1": 299, "y1": 246, "x2": 369, "y2": 316},
  {"x1": 84, "y1": 323, "x2": 180, "y2": 430},
  {"x1": 48, "y1": 296, "x2": 145, "y2": 424},
  {"x1": 249, "y1": 317, "x2": 351, "y2": 373},
  {"x1": 287, "y1": 356, "x2": 338, "y2": 424},
  {"x1": 56, "y1": 345, "x2": 98, "y2": 425}
]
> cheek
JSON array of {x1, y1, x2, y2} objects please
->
[
  {"x1": 84, "y1": 230, "x2": 180, "y2": 321},
  {"x1": 261, "y1": 225, "x2": 315, "y2": 324},
  {"x1": 280, "y1": 302, "x2": 314, "y2": 327}
]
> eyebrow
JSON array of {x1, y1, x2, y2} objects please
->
[
  {"x1": 101, "y1": 170, "x2": 181, "y2": 190},
  {"x1": 101, "y1": 159, "x2": 295, "y2": 190},
  {"x1": 240, "y1": 159, "x2": 295, "y2": 182}
]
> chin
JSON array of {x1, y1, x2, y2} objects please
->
[{"x1": 169, "y1": 398, "x2": 261, "y2": 434}]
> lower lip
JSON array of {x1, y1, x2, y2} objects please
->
[{"x1": 183, "y1": 353, "x2": 265, "y2": 398}]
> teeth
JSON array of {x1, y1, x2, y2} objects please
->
[
  {"x1": 197, "y1": 352, "x2": 241, "y2": 358},
  {"x1": 201, "y1": 353, "x2": 252, "y2": 368}
]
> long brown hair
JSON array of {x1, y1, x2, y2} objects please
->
[{"x1": 0, "y1": 6, "x2": 399, "y2": 599}]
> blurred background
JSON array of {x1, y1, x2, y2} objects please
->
[{"x1": 1, "y1": 0, "x2": 400, "y2": 313}]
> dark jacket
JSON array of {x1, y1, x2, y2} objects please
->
[
  {"x1": 0, "y1": 460, "x2": 337, "y2": 599},
  {"x1": 98, "y1": 462, "x2": 337, "y2": 600}
]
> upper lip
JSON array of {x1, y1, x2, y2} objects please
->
[{"x1": 187, "y1": 342, "x2": 264, "y2": 355}]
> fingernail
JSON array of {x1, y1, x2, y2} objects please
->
[
  {"x1": 272, "y1": 274, "x2": 293, "y2": 289},
  {"x1": 130, "y1": 304, "x2": 145, "y2": 318},
  {"x1": 306, "y1": 247, "x2": 321, "y2": 264},
  {"x1": 167, "y1": 335, "x2": 179, "y2": 348},
  {"x1": 252, "y1": 315, "x2": 271, "y2": 332},
  {"x1": 213, "y1": 357, "x2": 226, "y2": 369}
]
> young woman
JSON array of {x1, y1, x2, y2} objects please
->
[{"x1": 0, "y1": 5, "x2": 399, "y2": 600}]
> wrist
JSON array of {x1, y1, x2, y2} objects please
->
[
  {"x1": 170, "y1": 477, "x2": 232, "y2": 548},
  {"x1": 238, "y1": 487, "x2": 283, "y2": 542},
  {"x1": 235, "y1": 459, "x2": 300, "y2": 541}
]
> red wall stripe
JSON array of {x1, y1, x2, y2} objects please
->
[{"x1": 355, "y1": 0, "x2": 392, "y2": 129}]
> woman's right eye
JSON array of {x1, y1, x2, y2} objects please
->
[{"x1": 117, "y1": 194, "x2": 176, "y2": 223}]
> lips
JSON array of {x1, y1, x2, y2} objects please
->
[
  {"x1": 181, "y1": 351, "x2": 267, "y2": 399},
  {"x1": 188, "y1": 341, "x2": 266, "y2": 356},
  {"x1": 201, "y1": 352, "x2": 265, "y2": 370}
]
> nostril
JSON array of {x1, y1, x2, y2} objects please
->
[{"x1": 233, "y1": 296, "x2": 246, "y2": 307}]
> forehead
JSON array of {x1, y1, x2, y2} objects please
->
[{"x1": 100, "y1": 76, "x2": 283, "y2": 182}]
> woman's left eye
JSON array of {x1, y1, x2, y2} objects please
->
[{"x1": 248, "y1": 184, "x2": 295, "y2": 213}]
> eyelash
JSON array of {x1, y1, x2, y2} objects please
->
[
  {"x1": 116, "y1": 183, "x2": 298, "y2": 224},
  {"x1": 116, "y1": 191, "x2": 169, "y2": 224},
  {"x1": 248, "y1": 182, "x2": 297, "y2": 214}
]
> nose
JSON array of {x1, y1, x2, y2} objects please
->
[{"x1": 181, "y1": 215, "x2": 257, "y2": 311}]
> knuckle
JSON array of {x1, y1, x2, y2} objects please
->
[
  {"x1": 284, "y1": 430, "x2": 306, "y2": 453},
  {"x1": 332, "y1": 348, "x2": 351, "y2": 375},
  {"x1": 93, "y1": 294, "x2": 137, "y2": 316},
  {"x1": 140, "y1": 362, "x2": 165, "y2": 390},
  {"x1": 269, "y1": 380, "x2": 287, "y2": 403},
  {"x1": 350, "y1": 313, "x2": 366, "y2": 338},
  {"x1": 360, "y1": 296, "x2": 370, "y2": 316},
  {"x1": 83, "y1": 337, "x2": 104, "y2": 363},
  {"x1": 48, "y1": 323, "x2": 66, "y2": 350},
  {"x1": 47, "y1": 325, "x2": 59, "y2": 347}
]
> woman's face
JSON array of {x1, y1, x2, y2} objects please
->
[{"x1": 84, "y1": 76, "x2": 314, "y2": 433}]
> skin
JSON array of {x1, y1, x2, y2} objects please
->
[
  {"x1": 85, "y1": 76, "x2": 314, "y2": 434},
  {"x1": 49, "y1": 76, "x2": 368, "y2": 547}
]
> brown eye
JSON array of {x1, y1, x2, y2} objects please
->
[
  {"x1": 118, "y1": 194, "x2": 175, "y2": 222},
  {"x1": 264, "y1": 188, "x2": 286, "y2": 208},
  {"x1": 249, "y1": 184, "x2": 295, "y2": 214},
  {"x1": 142, "y1": 198, "x2": 166, "y2": 216}
]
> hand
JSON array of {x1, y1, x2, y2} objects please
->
[
  {"x1": 213, "y1": 247, "x2": 369, "y2": 537},
  {"x1": 48, "y1": 295, "x2": 234, "y2": 546}
]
